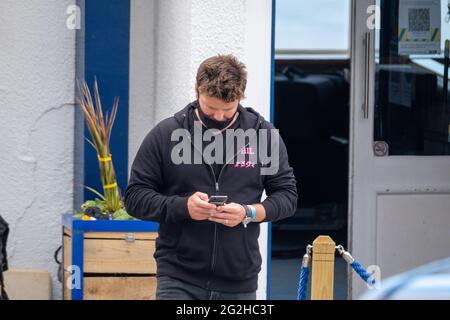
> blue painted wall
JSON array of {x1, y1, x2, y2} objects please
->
[{"x1": 83, "y1": 0, "x2": 130, "y2": 201}]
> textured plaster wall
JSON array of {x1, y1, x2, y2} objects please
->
[
  {"x1": 129, "y1": 0, "x2": 157, "y2": 171},
  {"x1": 130, "y1": 0, "x2": 247, "y2": 137},
  {"x1": 0, "y1": 0, "x2": 76, "y2": 299},
  {"x1": 154, "y1": 0, "x2": 246, "y2": 122},
  {"x1": 0, "y1": 0, "x2": 268, "y2": 300},
  {"x1": 129, "y1": 0, "x2": 272, "y2": 299}
]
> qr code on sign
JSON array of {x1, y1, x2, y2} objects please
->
[{"x1": 408, "y1": 8, "x2": 430, "y2": 32}]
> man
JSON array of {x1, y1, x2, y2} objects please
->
[{"x1": 124, "y1": 54, "x2": 297, "y2": 300}]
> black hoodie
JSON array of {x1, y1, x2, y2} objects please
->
[{"x1": 124, "y1": 101, "x2": 297, "y2": 293}]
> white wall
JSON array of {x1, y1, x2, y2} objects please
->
[
  {"x1": 129, "y1": 0, "x2": 157, "y2": 166},
  {"x1": 129, "y1": 0, "x2": 273, "y2": 299},
  {"x1": 0, "y1": 0, "x2": 76, "y2": 299}
]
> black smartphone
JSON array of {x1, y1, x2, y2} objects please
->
[{"x1": 208, "y1": 195, "x2": 228, "y2": 206}]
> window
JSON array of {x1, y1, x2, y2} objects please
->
[
  {"x1": 275, "y1": 0, "x2": 351, "y2": 55},
  {"x1": 374, "y1": 0, "x2": 450, "y2": 156}
]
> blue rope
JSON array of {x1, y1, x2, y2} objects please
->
[
  {"x1": 297, "y1": 265, "x2": 309, "y2": 300},
  {"x1": 296, "y1": 244, "x2": 375, "y2": 300},
  {"x1": 351, "y1": 260, "x2": 376, "y2": 287}
]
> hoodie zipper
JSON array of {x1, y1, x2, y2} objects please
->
[
  {"x1": 186, "y1": 134, "x2": 221, "y2": 290},
  {"x1": 186, "y1": 112, "x2": 263, "y2": 290},
  {"x1": 199, "y1": 141, "x2": 249, "y2": 290},
  {"x1": 208, "y1": 139, "x2": 253, "y2": 283},
  {"x1": 207, "y1": 168, "x2": 219, "y2": 290}
]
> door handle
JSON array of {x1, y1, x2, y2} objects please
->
[{"x1": 362, "y1": 31, "x2": 372, "y2": 119}]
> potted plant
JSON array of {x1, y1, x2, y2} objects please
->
[
  {"x1": 75, "y1": 79, "x2": 132, "y2": 221},
  {"x1": 62, "y1": 80, "x2": 158, "y2": 300}
]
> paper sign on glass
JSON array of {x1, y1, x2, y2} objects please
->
[{"x1": 398, "y1": 0, "x2": 441, "y2": 55}]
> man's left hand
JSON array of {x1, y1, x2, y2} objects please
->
[{"x1": 208, "y1": 202, "x2": 246, "y2": 228}]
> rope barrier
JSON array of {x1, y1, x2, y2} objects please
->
[
  {"x1": 297, "y1": 265, "x2": 309, "y2": 301},
  {"x1": 297, "y1": 243, "x2": 376, "y2": 300},
  {"x1": 297, "y1": 245, "x2": 312, "y2": 301},
  {"x1": 351, "y1": 260, "x2": 376, "y2": 287},
  {"x1": 335, "y1": 245, "x2": 377, "y2": 288}
]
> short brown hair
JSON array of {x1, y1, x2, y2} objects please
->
[{"x1": 196, "y1": 54, "x2": 247, "y2": 102}]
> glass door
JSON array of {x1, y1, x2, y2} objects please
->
[{"x1": 350, "y1": 0, "x2": 450, "y2": 299}]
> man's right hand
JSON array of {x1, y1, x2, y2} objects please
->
[{"x1": 187, "y1": 192, "x2": 217, "y2": 221}]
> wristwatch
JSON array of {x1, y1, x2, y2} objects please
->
[{"x1": 242, "y1": 205, "x2": 256, "y2": 228}]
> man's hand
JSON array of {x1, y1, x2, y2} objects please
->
[
  {"x1": 208, "y1": 202, "x2": 246, "y2": 228},
  {"x1": 187, "y1": 192, "x2": 217, "y2": 221}
]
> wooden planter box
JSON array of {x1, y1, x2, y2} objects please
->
[{"x1": 62, "y1": 214, "x2": 158, "y2": 300}]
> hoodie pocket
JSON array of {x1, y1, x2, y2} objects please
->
[
  {"x1": 214, "y1": 225, "x2": 260, "y2": 280},
  {"x1": 174, "y1": 221, "x2": 213, "y2": 273}
]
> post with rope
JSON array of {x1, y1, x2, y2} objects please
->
[
  {"x1": 311, "y1": 236, "x2": 335, "y2": 300},
  {"x1": 297, "y1": 236, "x2": 377, "y2": 300}
]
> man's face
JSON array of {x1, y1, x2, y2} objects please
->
[{"x1": 197, "y1": 89, "x2": 239, "y2": 122}]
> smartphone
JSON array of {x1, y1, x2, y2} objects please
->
[{"x1": 208, "y1": 195, "x2": 228, "y2": 206}]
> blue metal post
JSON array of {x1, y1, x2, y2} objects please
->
[{"x1": 71, "y1": 230, "x2": 84, "y2": 300}]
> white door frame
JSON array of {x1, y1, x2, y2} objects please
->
[
  {"x1": 244, "y1": 0, "x2": 274, "y2": 300},
  {"x1": 348, "y1": 0, "x2": 375, "y2": 299}
]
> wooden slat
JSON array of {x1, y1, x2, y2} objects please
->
[
  {"x1": 83, "y1": 238, "x2": 156, "y2": 274},
  {"x1": 84, "y1": 277, "x2": 157, "y2": 300},
  {"x1": 63, "y1": 235, "x2": 72, "y2": 270},
  {"x1": 63, "y1": 230, "x2": 157, "y2": 274},
  {"x1": 63, "y1": 270, "x2": 71, "y2": 300},
  {"x1": 63, "y1": 234, "x2": 72, "y2": 300},
  {"x1": 64, "y1": 228, "x2": 158, "y2": 240},
  {"x1": 64, "y1": 227, "x2": 70, "y2": 236},
  {"x1": 85, "y1": 232, "x2": 158, "y2": 240}
]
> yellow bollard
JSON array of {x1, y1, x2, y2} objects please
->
[{"x1": 311, "y1": 235, "x2": 336, "y2": 300}]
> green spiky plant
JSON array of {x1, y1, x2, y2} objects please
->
[{"x1": 75, "y1": 79, "x2": 133, "y2": 220}]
